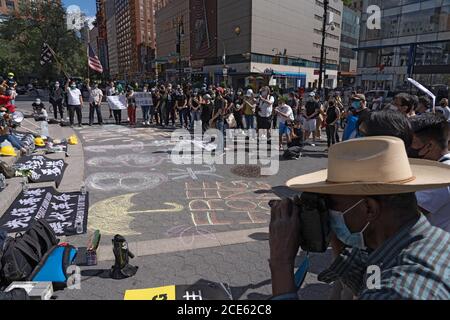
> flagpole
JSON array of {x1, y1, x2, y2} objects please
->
[
  {"x1": 46, "y1": 44, "x2": 70, "y2": 79},
  {"x1": 86, "y1": 22, "x2": 90, "y2": 80}
]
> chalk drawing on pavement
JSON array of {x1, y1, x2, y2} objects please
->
[
  {"x1": 168, "y1": 165, "x2": 224, "y2": 181},
  {"x1": 86, "y1": 154, "x2": 166, "y2": 168},
  {"x1": 85, "y1": 172, "x2": 168, "y2": 192},
  {"x1": 88, "y1": 193, "x2": 184, "y2": 235},
  {"x1": 166, "y1": 225, "x2": 217, "y2": 247},
  {"x1": 185, "y1": 181, "x2": 276, "y2": 226}
]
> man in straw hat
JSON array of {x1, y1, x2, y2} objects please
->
[{"x1": 269, "y1": 136, "x2": 450, "y2": 300}]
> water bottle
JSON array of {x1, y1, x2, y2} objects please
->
[{"x1": 40, "y1": 121, "x2": 49, "y2": 138}]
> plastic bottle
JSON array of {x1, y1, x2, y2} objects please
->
[{"x1": 40, "y1": 121, "x2": 49, "y2": 138}]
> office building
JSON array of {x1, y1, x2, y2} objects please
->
[
  {"x1": 156, "y1": 0, "x2": 343, "y2": 90},
  {"x1": 357, "y1": 0, "x2": 450, "y2": 91}
]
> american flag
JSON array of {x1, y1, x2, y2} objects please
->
[
  {"x1": 40, "y1": 43, "x2": 54, "y2": 66},
  {"x1": 88, "y1": 44, "x2": 103, "y2": 73}
]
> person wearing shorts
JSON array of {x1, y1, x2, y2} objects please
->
[{"x1": 275, "y1": 98, "x2": 294, "y2": 150}]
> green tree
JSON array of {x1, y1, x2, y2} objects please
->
[
  {"x1": 343, "y1": 0, "x2": 353, "y2": 7},
  {"x1": 0, "y1": 1, "x2": 87, "y2": 82}
]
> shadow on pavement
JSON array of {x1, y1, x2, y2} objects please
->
[{"x1": 248, "y1": 232, "x2": 269, "y2": 241}]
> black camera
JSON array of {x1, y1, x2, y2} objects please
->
[{"x1": 270, "y1": 192, "x2": 331, "y2": 253}]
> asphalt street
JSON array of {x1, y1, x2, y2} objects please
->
[{"x1": 13, "y1": 99, "x2": 333, "y2": 300}]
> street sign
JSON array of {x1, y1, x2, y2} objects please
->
[
  {"x1": 184, "y1": 68, "x2": 192, "y2": 73},
  {"x1": 223, "y1": 68, "x2": 228, "y2": 76},
  {"x1": 314, "y1": 70, "x2": 320, "y2": 75}
]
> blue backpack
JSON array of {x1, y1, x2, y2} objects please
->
[{"x1": 30, "y1": 245, "x2": 77, "y2": 286}]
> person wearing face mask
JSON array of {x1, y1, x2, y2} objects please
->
[
  {"x1": 49, "y1": 81, "x2": 64, "y2": 120},
  {"x1": 342, "y1": 94, "x2": 369, "y2": 141},
  {"x1": 232, "y1": 89, "x2": 245, "y2": 132},
  {"x1": 2, "y1": 72, "x2": 17, "y2": 105},
  {"x1": 65, "y1": 79, "x2": 83, "y2": 127},
  {"x1": 140, "y1": 85, "x2": 154, "y2": 126},
  {"x1": 257, "y1": 86, "x2": 275, "y2": 138},
  {"x1": 269, "y1": 136, "x2": 450, "y2": 300},
  {"x1": 408, "y1": 113, "x2": 450, "y2": 232},
  {"x1": 87, "y1": 79, "x2": 104, "y2": 126}
]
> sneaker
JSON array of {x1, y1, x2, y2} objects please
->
[{"x1": 310, "y1": 143, "x2": 316, "y2": 147}]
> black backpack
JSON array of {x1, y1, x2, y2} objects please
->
[{"x1": 0, "y1": 219, "x2": 59, "y2": 285}]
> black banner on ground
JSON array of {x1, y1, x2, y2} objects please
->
[
  {"x1": 14, "y1": 155, "x2": 67, "y2": 188},
  {"x1": 0, "y1": 187, "x2": 89, "y2": 236}
]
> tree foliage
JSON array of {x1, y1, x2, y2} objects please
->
[{"x1": 0, "y1": 1, "x2": 87, "y2": 82}]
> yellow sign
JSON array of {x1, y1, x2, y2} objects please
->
[{"x1": 124, "y1": 285, "x2": 176, "y2": 301}]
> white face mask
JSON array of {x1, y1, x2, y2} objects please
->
[{"x1": 328, "y1": 200, "x2": 370, "y2": 250}]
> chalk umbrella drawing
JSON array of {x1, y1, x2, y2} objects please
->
[{"x1": 88, "y1": 193, "x2": 184, "y2": 235}]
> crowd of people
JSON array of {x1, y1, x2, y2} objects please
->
[
  {"x1": 1, "y1": 72, "x2": 450, "y2": 300},
  {"x1": 42, "y1": 79, "x2": 450, "y2": 152}
]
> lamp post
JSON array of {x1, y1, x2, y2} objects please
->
[
  {"x1": 318, "y1": 0, "x2": 329, "y2": 95},
  {"x1": 176, "y1": 17, "x2": 185, "y2": 85}
]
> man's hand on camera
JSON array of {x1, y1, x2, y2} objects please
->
[
  {"x1": 269, "y1": 198, "x2": 301, "y2": 263},
  {"x1": 269, "y1": 198, "x2": 301, "y2": 297}
]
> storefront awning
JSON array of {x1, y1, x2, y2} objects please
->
[{"x1": 272, "y1": 71, "x2": 307, "y2": 78}]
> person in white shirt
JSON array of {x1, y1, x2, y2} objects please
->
[
  {"x1": 87, "y1": 80, "x2": 104, "y2": 126},
  {"x1": 65, "y1": 79, "x2": 83, "y2": 127},
  {"x1": 275, "y1": 97, "x2": 294, "y2": 150},
  {"x1": 409, "y1": 113, "x2": 450, "y2": 232},
  {"x1": 257, "y1": 86, "x2": 275, "y2": 137}
]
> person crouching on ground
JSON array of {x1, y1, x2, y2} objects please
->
[{"x1": 32, "y1": 98, "x2": 48, "y2": 121}]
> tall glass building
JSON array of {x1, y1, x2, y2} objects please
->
[{"x1": 357, "y1": 0, "x2": 450, "y2": 91}]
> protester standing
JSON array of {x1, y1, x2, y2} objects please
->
[
  {"x1": 201, "y1": 94, "x2": 213, "y2": 133},
  {"x1": 325, "y1": 100, "x2": 340, "y2": 148},
  {"x1": 49, "y1": 81, "x2": 64, "y2": 120},
  {"x1": 176, "y1": 87, "x2": 189, "y2": 129},
  {"x1": 141, "y1": 85, "x2": 153, "y2": 126},
  {"x1": 303, "y1": 92, "x2": 320, "y2": 146},
  {"x1": 189, "y1": 90, "x2": 202, "y2": 130},
  {"x1": 65, "y1": 79, "x2": 83, "y2": 127},
  {"x1": 87, "y1": 80, "x2": 104, "y2": 126},
  {"x1": 243, "y1": 89, "x2": 256, "y2": 132},
  {"x1": 257, "y1": 86, "x2": 274, "y2": 138},
  {"x1": 127, "y1": 87, "x2": 137, "y2": 127},
  {"x1": 167, "y1": 85, "x2": 176, "y2": 127},
  {"x1": 232, "y1": 89, "x2": 245, "y2": 131}
]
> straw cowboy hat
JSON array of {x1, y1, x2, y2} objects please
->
[{"x1": 286, "y1": 136, "x2": 450, "y2": 195}]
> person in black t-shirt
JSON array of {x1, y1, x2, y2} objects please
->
[
  {"x1": 303, "y1": 93, "x2": 320, "y2": 144},
  {"x1": 201, "y1": 94, "x2": 213, "y2": 133},
  {"x1": 175, "y1": 88, "x2": 188, "y2": 129},
  {"x1": 325, "y1": 100, "x2": 340, "y2": 148}
]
